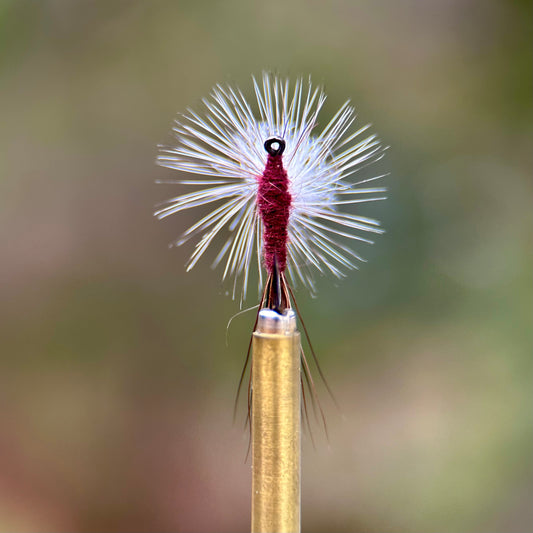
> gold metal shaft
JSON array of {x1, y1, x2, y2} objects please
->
[{"x1": 251, "y1": 310, "x2": 301, "y2": 533}]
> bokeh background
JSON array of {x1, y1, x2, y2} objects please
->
[{"x1": 1, "y1": 1, "x2": 531, "y2": 532}]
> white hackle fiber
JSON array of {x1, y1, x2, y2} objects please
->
[{"x1": 156, "y1": 72, "x2": 387, "y2": 303}]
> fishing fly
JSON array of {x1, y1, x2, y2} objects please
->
[{"x1": 156, "y1": 73, "x2": 386, "y2": 431}]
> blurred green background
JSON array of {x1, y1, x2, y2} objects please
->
[{"x1": 0, "y1": 1, "x2": 531, "y2": 532}]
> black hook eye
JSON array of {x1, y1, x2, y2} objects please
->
[{"x1": 264, "y1": 137, "x2": 286, "y2": 157}]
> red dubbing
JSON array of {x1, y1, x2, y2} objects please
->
[{"x1": 257, "y1": 153, "x2": 292, "y2": 274}]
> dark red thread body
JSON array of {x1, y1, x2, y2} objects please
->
[{"x1": 257, "y1": 153, "x2": 292, "y2": 274}]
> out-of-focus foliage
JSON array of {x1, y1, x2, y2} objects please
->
[{"x1": 0, "y1": 1, "x2": 531, "y2": 532}]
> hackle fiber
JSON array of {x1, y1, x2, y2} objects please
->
[{"x1": 156, "y1": 72, "x2": 387, "y2": 302}]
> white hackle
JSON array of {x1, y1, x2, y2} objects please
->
[{"x1": 156, "y1": 72, "x2": 387, "y2": 303}]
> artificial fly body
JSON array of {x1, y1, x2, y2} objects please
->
[
  {"x1": 258, "y1": 137, "x2": 291, "y2": 313},
  {"x1": 156, "y1": 73, "x2": 387, "y2": 429}
]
